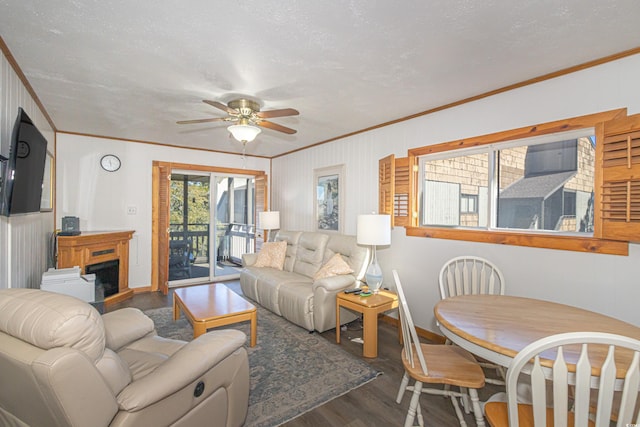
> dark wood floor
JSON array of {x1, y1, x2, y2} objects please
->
[{"x1": 108, "y1": 281, "x2": 499, "y2": 427}]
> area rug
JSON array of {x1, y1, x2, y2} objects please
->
[{"x1": 144, "y1": 303, "x2": 380, "y2": 427}]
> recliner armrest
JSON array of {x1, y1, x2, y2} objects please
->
[
  {"x1": 116, "y1": 329, "x2": 247, "y2": 411},
  {"x1": 102, "y1": 308, "x2": 156, "y2": 351},
  {"x1": 312, "y1": 274, "x2": 356, "y2": 292}
]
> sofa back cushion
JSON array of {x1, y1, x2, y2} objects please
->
[
  {"x1": 0, "y1": 288, "x2": 105, "y2": 362},
  {"x1": 275, "y1": 230, "x2": 302, "y2": 272},
  {"x1": 292, "y1": 232, "x2": 330, "y2": 278},
  {"x1": 325, "y1": 234, "x2": 370, "y2": 280},
  {"x1": 0, "y1": 289, "x2": 118, "y2": 427}
]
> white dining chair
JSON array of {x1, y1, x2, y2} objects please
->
[
  {"x1": 484, "y1": 331, "x2": 640, "y2": 427},
  {"x1": 393, "y1": 270, "x2": 487, "y2": 427},
  {"x1": 439, "y1": 256, "x2": 506, "y2": 299},
  {"x1": 439, "y1": 256, "x2": 507, "y2": 388}
]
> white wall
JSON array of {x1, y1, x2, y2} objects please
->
[
  {"x1": 272, "y1": 53, "x2": 640, "y2": 332},
  {"x1": 56, "y1": 133, "x2": 271, "y2": 289},
  {"x1": 0, "y1": 49, "x2": 55, "y2": 289}
]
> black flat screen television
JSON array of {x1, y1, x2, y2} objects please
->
[{"x1": 0, "y1": 108, "x2": 48, "y2": 216}]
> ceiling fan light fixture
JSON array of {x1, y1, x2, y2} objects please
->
[{"x1": 228, "y1": 123, "x2": 261, "y2": 143}]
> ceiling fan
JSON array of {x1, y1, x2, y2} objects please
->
[{"x1": 177, "y1": 98, "x2": 299, "y2": 143}]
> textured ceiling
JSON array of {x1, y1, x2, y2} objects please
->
[{"x1": 1, "y1": 0, "x2": 640, "y2": 158}]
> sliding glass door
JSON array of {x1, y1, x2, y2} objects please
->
[
  {"x1": 169, "y1": 172, "x2": 211, "y2": 284},
  {"x1": 168, "y1": 170, "x2": 256, "y2": 286},
  {"x1": 212, "y1": 175, "x2": 255, "y2": 278}
]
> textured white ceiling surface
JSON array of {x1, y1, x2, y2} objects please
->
[{"x1": 1, "y1": 0, "x2": 640, "y2": 157}]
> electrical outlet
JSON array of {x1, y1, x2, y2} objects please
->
[{"x1": 127, "y1": 206, "x2": 137, "y2": 215}]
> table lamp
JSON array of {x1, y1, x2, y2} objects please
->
[
  {"x1": 259, "y1": 211, "x2": 280, "y2": 242},
  {"x1": 357, "y1": 213, "x2": 391, "y2": 294}
]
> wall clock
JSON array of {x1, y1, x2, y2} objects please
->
[{"x1": 100, "y1": 154, "x2": 121, "y2": 172}]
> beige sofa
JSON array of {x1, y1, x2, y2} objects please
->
[
  {"x1": 240, "y1": 231, "x2": 369, "y2": 332},
  {"x1": 0, "y1": 288, "x2": 249, "y2": 427}
]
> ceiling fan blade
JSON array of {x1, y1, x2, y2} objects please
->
[
  {"x1": 203, "y1": 100, "x2": 238, "y2": 114},
  {"x1": 256, "y1": 108, "x2": 300, "y2": 119},
  {"x1": 258, "y1": 120, "x2": 297, "y2": 134},
  {"x1": 176, "y1": 117, "x2": 227, "y2": 125}
]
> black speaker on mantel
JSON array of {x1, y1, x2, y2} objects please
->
[{"x1": 59, "y1": 216, "x2": 81, "y2": 236}]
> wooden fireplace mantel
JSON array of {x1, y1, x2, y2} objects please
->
[{"x1": 57, "y1": 230, "x2": 135, "y2": 305}]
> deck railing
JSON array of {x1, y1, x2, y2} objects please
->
[
  {"x1": 169, "y1": 222, "x2": 255, "y2": 264},
  {"x1": 170, "y1": 223, "x2": 209, "y2": 263}
]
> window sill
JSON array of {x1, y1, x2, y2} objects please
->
[{"x1": 405, "y1": 226, "x2": 628, "y2": 256}]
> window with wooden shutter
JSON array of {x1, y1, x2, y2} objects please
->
[
  {"x1": 594, "y1": 114, "x2": 640, "y2": 241},
  {"x1": 379, "y1": 155, "x2": 412, "y2": 227},
  {"x1": 396, "y1": 109, "x2": 629, "y2": 255}
]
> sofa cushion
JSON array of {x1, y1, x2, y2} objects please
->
[
  {"x1": 292, "y1": 232, "x2": 329, "y2": 278},
  {"x1": 116, "y1": 335, "x2": 185, "y2": 381},
  {"x1": 256, "y1": 270, "x2": 312, "y2": 315},
  {"x1": 278, "y1": 283, "x2": 314, "y2": 331},
  {"x1": 95, "y1": 348, "x2": 132, "y2": 395},
  {"x1": 325, "y1": 234, "x2": 369, "y2": 280},
  {"x1": 274, "y1": 230, "x2": 302, "y2": 272},
  {"x1": 253, "y1": 241, "x2": 287, "y2": 270},
  {"x1": 314, "y1": 253, "x2": 354, "y2": 280},
  {"x1": 102, "y1": 307, "x2": 155, "y2": 351}
]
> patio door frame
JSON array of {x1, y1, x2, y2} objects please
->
[{"x1": 152, "y1": 161, "x2": 267, "y2": 295}]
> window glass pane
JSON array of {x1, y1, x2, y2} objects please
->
[
  {"x1": 497, "y1": 137, "x2": 594, "y2": 232},
  {"x1": 461, "y1": 194, "x2": 478, "y2": 214},
  {"x1": 422, "y1": 153, "x2": 489, "y2": 227}
]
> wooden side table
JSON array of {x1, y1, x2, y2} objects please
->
[{"x1": 336, "y1": 290, "x2": 398, "y2": 358}]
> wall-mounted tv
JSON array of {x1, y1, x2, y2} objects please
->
[{"x1": 0, "y1": 108, "x2": 48, "y2": 216}]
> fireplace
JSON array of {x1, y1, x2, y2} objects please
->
[
  {"x1": 86, "y1": 260, "x2": 119, "y2": 298},
  {"x1": 56, "y1": 230, "x2": 134, "y2": 305}
]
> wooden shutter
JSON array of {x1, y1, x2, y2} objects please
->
[
  {"x1": 378, "y1": 155, "x2": 411, "y2": 227},
  {"x1": 152, "y1": 162, "x2": 171, "y2": 295},
  {"x1": 379, "y1": 155, "x2": 394, "y2": 219},
  {"x1": 255, "y1": 174, "x2": 268, "y2": 249},
  {"x1": 393, "y1": 157, "x2": 411, "y2": 227},
  {"x1": 594, "y1": 114, "x2": 640, "y2": 241}
]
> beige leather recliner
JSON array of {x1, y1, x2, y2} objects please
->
[{"x1": 0, "y1": 288, "x2": 249, "y2": 427}]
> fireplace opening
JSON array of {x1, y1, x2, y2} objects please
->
[{"x1": 85, "y1": 260, "x2": 119, "y2": 298}]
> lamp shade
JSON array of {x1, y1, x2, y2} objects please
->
[
  {"x1": 356, "y1": 214, "x2": 391, "y2": 245},
  {"x1": 228, "y1": 123, "x2": 261, "y2": 142},
  {"x1": 259, "y1": 211, "x2": 280, "y2": 230}
]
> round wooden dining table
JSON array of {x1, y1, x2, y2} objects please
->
[{"x1": 434, "y1": 295, "x2": 640, "y2": 370}]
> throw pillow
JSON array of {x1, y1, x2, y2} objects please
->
[
  {"x1": 314, "y1": 253, "x2": 354, "y2": 280},
  {"x1": 253, "y1": 241, "x2": 287, "y2": 270}
]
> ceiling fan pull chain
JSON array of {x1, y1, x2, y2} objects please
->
[{"x1": 242, "y1": 141, "x2": 247, "y2": 168}]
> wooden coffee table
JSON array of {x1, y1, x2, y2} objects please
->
[{"x1": 173, "y1": 283, "x2": 257, "y2": 346}]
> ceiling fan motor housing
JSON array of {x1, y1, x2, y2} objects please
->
[{"x1": 228, "y1": 99, "x2": 260, "y2": 116}]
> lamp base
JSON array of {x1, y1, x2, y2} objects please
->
[
  {"x1": 364, "y1": 245, "x2": 383, "y2": 294},
  {"x1": 364, "y1": 266, "x2": 383, "y2": 294}
]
